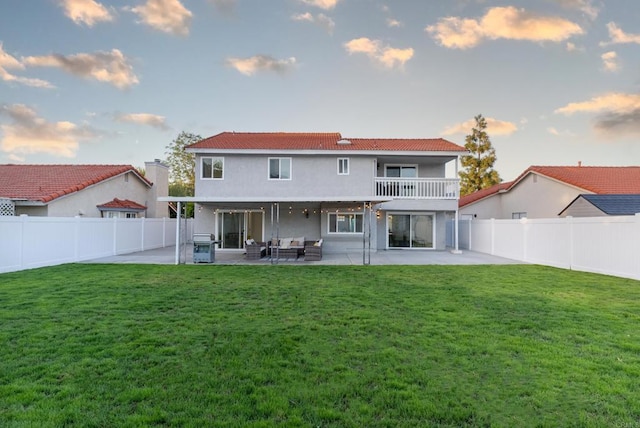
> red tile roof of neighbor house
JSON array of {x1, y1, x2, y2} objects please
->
[
  {"x1": 459, "y1": 165, "x2": 640, "y2": 207},
  {"x1": 459, "y1": 181, "x2": 512, "y2": 207},
  {"x1": 0, "y1": 164, "x2": 151, "y2": 203},
  {"x1": 188, "y1": 132, "x2": 467, "y2": 152},
  {"x1": 97, "y1": 198, "x2": 147, "y2": 211}
]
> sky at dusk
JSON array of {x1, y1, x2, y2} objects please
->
[{"x1": 0, "y1": 0, "x2": 639, "y2": 181}]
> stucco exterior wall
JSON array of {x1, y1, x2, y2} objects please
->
[
  {"x1": 459, "y1": 195, "x2": 502, "y2": 219},
  {"x1": 47, "y1": 172, "x2": 152, "y2": 217},
  {"x1": 195, "y1": 154, "x2": 376, "y2": 199},
  {"x1": 560, "y1": 198, "x2": 605, "y2": 217},
  {"x1": 501, "y1": 174, "x2": 584, "y2": 218}
]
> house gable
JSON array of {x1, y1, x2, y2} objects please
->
[
  {"x1": 561, "y1": 194, "x2": 640, "y2": 216},
  {"x1": 0, "y1": 164, "x2": 152, "y2": 204}
]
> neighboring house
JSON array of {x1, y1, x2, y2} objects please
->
[
  {"x1": 169, "y1": 132, "x2": 467, "y2": 253},
  {"x1": 559, "y1": 194, "x2": 640, "y2": 217},
  {"x1": 459, "y1": 165, "x2": 640, "y2": 219},
  {"x1": 0, "y1": 160, "x2": 169, "y2": 218}
]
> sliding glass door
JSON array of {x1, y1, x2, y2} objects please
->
[
  {"x1": 217, "y1": 211, "x2": 263, "y2": 249},
  {"x1": 218, "y1": 212, "x2": 244, "y2": 249},
  {"x1": 387, "y1": 213, "x2": 434, "y2": 249}
]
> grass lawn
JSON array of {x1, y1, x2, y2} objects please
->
[{"x1": 1, "y1": 264, "x2": 639, "y2": 427}]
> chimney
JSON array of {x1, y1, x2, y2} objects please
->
[
  {"x1": 578, "y1": 161, "x2": 582, "y2": 167},
  {"x1": 144, "y1": 160, "x2": 169, "y2": 218}
]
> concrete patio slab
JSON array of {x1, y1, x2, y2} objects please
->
[{"x1": 85, "y1": 245, "x2": 522, "y2": 266}]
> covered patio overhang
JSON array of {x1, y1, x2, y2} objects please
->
[{"x1": 158, "y1": 195, "x2": 462, "y2": 265}]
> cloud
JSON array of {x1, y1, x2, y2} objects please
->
[
  {"x1": 0, "y1": 104, "x2": 98, "y2": 158},
  {"x1": 209, "y1": 0, "x2": 235, "y2": 15},
  {"x1": 426, "y1": 6, "x2": 583, "y2": 49},
  {"x1": 555, "y1": 92, "x2": 640, "y2": 136},
  {"x1": 0, "y1": 43, "x2": 54, "y2": 89},
  {"x1": 344, "y1": 37, "x2": 414, "y2": 69},
  {"x1": 114, "y1": 112, "x2": 169, "y2": 130},
  {"x1": 565, "y1": 41, "x2": 586, "y2": 52},
  {"x1": 547, "y1": 127, "x2": 576, "y2": 137},
  {"x1": 292, "y1": 12, "x2": 335, "y2": 34},
  {"x1": 553, "y1": 0, "x2": 599, "y2": 20},
  {"x1": 442, "y1": 117, "x2": 518, "y2": 136},
  {"x1": 600, "y1": 22, "x2": 640, "y2": 46},
  {"x1": 128, "y1": 0, "x2": 192, "y2": 36},
  {"x1": 601, "y1": 51, "x2": 619, "y2": 72},
  {"x1": 60, "y1": 0, "x2": 114, "y2": 26},
  {"x1": 387, "y1": 18, "x2": 402, "y2": 28},
  {"x1": 22, "y1": 49, "x2": 139, "y2": 89},
  {"x1": 298, "y1": 0, "x2": 340, "y2": 10},
  {"x1": 225, "y1": 55, "x2": 297, "y2": 76},
  {"x1": 555, "y1": 93, "x2": 640, "y2": 115}
]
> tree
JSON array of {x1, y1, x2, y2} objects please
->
[
  {"x1": 458, "y1": 114, "x2": 501, "y2": 196},
  {"x1": 164, "y1": 131, "x2": 202, "y2": 191},
  {"x1": 164, "y1": 131, "x2": 202, "y2": 218}
]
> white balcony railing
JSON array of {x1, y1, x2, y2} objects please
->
[{"x1": 374, "y1": 178, "x2": 459, "y2": 199}]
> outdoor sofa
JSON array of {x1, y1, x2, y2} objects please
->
[{"x1": 269, "y1": 237, "x2": 323, "y2": 261}]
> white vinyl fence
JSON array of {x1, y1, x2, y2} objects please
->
[
  {"x1": 0, "y1": 216, "x2": 192, "y2": 274},
  {"x1": 449, "y1": 215, "x2": 640, "y2": 280}
]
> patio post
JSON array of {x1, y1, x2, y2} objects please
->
[
  {"x1": 174, "y1": 201, "x2": 181, "y2": 265},
  {"x1": 452, "y1": 209, "x2": 462, "y2": 254}
]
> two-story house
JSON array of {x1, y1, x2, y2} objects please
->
[{"x1": 168, "y1": 132, "x2": 467, "y2": 256}]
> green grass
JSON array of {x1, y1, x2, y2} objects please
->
[{"x1": 1, "y1": 264, "x2": 639, "y2": 427}]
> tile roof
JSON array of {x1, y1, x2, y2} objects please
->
[
  {"x1": 460, "y1": 165, "x2": 640, "y2": 208},
  {"x1": 459, "y1": 181, "x2": 512, "y2": 207},
  {"x1": 188, "y1": 132, "x2": 467, "y2": 152},
  {"x1": 574, "y1": 194, "x2": 640, "y2": 216},
  {"x1": 0, "y1": 164, "x2": 151, "y2": 203},
  {"x1": 97, "y1": 198, "x2": 147, "y2": 211},
  {"x1": 519, "y1": 166, "x2": 640, "y2": 194}
]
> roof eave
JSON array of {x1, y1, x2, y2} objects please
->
[
  {"x1": 186, "y1": 148, "x2": 466, "y2": 156},
  {"x1": 159, "y1": 196, "x2": 393, "y2": 203}
]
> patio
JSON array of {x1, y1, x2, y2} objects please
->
[{"x1": 85, "y1": 245, "x2": 521, "y2": 266}]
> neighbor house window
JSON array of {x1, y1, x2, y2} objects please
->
[
  {"x1": 338, "y1": 158, "x2": 349, "y2": 175},
  {"x1": 201, "y1": 157, "x2": 224, "y2": 179},
  {"x1": 512, "y1": 212, "x2": 527, "y2": 219},
  {"x1": 104, "y1": 211, "x2": 138, "y2": 219},
  {"x1": 269, "y1": 157, "x2": 291, "y2": 180},
  {"x1": 328, "y1": 213, "x2": 363, "y2": 234}
]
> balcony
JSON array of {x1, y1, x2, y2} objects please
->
[{"x1": 375, "y1": 178, "x2": 459, "y2": 200}]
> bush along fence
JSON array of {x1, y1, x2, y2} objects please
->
[
  {"x1": 448, "y1": 214, "x2": 640, "y2": 281},
  {"x1": 0, "y1": 216, "x2": 193, "y2": 274}
]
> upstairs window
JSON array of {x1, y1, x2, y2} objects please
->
[
  {"x1": 338, "y1": 158, "x2": 349, "y2": 175},
  {"x1": 202, "y1": 157, "x2": 224, "y2": 179},
  {"x1": 269, "y1": 157, "x2": 291, "y2": 180}
]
